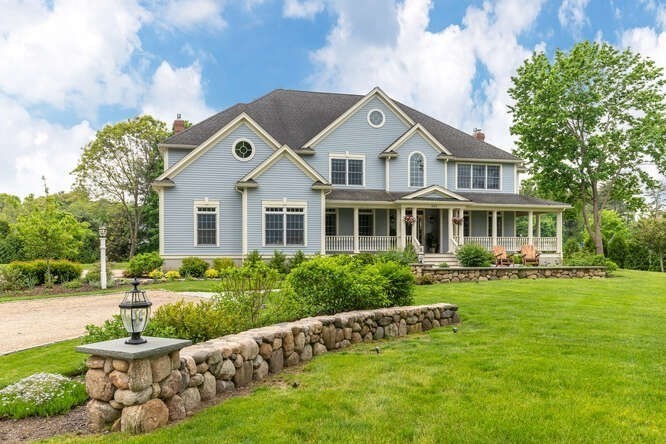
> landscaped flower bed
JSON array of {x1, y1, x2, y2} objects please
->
[{"x1": 0, "y1": 372, "x2": 88, "y2": 419}]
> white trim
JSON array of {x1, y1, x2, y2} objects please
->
[
  {"x1": 242, "y1": 189, "x2": 248, "y2": 256},
  {"x1": 303, "y1": 87, "x2": 415, "y2": 148},
  {"x1": 163, "y1": 150, "x2": 169, "y2": 172},
  {"x1": 193, "y1": 199, "x2": 220, "y2": 247},
  {"x1": 328, "y1": 153, "x2": 366, "y2": 186},
  {"x1": 320, "y1": 191, "x2": 326, "y2": 254},
  {"x1": 367, "y1": 108, "x2": 386, "y2": 128},
  {"x1": 444, "y1": 159, "x2": 448, "y2": 188},
  {"x1": 455, "y1": 163, "x2": 502, "y2": 191},
  {"x1": 383, "y1": 124, "x2": 452, "y2": 155},
  {"x1": 158, "y1": 189, "x2": 164, "y2": 255},
  {"x1": 261, "y1": 200, "x2": 308, "y2": 248},
  {"x1": 157, "y1": 113, "x2": 281, "y2": 181},
  {"x1": 446, "y1": 156, "x2": 521, "y2": 164},
  {"x1": 240, "y1": 144, "x2": 329, "y2": 184},
  {"x1": 231, "y1": 138, "x2": 256, "y2": 162},
  {"x1": 401, "y1": 185, "x2": 468, "y2": 201},
  {"x1": 385, "y1": 157, "x2": 390, "y2": 191},
  {"x1": 407, "y1": 151, "x2": 426, "y2": 188}
]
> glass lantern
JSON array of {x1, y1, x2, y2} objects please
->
[{"x1": 119, "y1": 278, "x2": 152, "y2": 344}]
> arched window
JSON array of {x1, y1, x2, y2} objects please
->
[{"x1": 409, "y1": 152, "x2": 425, "y2": 187}]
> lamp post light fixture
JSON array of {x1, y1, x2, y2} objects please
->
[
  {"x1": 119, "y1": 279, "x2": 152, "y2": 344},
  {"x1": 98, "y1": 225, "x2": 107, "y2": 290}
]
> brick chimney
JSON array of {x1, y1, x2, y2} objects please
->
[
  {"x1": 473, "y1": 128, "x2": 485, "y2": 142},
  {"x1": 172, "y1": 114, "x2": 185, "y2": 134}
]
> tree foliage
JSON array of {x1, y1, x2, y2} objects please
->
[
  {"x1": 635, "y1": 217, "x2": 666, "y2": 272},
  {"x1": 73, "y1": 115, "x2": 168, "y2": 258},
  {"x1": 509, "y1": 41, "x2": 666, "y2": 255},
  {"x1": 14, "y1": 197, "x2": 90, "y2": 284}
]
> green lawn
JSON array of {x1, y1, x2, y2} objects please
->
[
  {"x1": 47, "y1": 269, "x2": 665, "y2": 443},
  {"x1": 0, "y1": 339, "x2": 86, "y2": 389}
]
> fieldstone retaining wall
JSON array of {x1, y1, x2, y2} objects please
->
[
  {"x1": 82, "y1": 303, "x2": 459, "y2": 434},
  {"x1": 411, "y1": 265, "x2": 607, "y2": 283}
]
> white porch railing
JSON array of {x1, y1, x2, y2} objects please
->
[
  {"x1": 463, "y1": 236, "x2": 558, "y2": 253},
  {"x1": 325, "y1": 236, "x2": 398, "y2": 252},
  {"x1": 359, "y1": 236, "x2": 397, "y2": 252}
]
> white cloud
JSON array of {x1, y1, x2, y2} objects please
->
[
  {"x1": 558, "y1": 0, "x2": 590, "y2": 32},
  {"x1": 141, "y1": 61, "x2": 215, "y2": 125},
  {"x1": 0, "y1": 95, "x2": 95, "y2": 197},
  {"x1": 621, "y1": 27, "x2": 666, "y2": 82},
  {"x1": 160, "y1": 0, "x2": 226, "y2": 30},
  {"x1": 0, "y1": 0, "x2": 150, "y2": 113},
  {"x1": 308, "y1": 0, "x2": 545, "y2": 152},
  {"x1": 283, "y1": 0, "x2": 326, "y2": 19}
]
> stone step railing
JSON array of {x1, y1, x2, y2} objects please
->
[{"x1": 79, "y1": 303, "x2": 460, "y2": 434}]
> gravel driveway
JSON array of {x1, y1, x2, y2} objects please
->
[{"x1": 0, "y1": 291, "x2": 203, "y2": 355}]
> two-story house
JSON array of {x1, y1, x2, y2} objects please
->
[{"x1": 153, "y1": 87, "x2": 568, "y2": 268}]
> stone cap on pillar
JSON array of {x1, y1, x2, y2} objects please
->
[{"x1": 76, "y1": 337, "x2": 192, "y2": 360}]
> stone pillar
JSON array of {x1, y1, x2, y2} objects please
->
[
  {"x1": 353, "y1": 207, "x2": 359, "y2": 254},
  {"x1": 77, "y1": 337, "x2": 191, "y2": 434},
  {"x1": 528, "y1": 210, "x2": 534, "y2": 245}
]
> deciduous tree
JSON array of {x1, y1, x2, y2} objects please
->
[{"x1": 509, "y1": 41, "x2": 666, "y2": 254}]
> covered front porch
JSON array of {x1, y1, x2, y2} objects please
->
[{"x1": 324, "y1": 206, "x2": 564, "y2": 259}]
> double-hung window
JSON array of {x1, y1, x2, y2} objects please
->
[
  {"x1": 457, "y1": 164, "x2": 500, "y2": 190},
  {"x1": 330, "y1": 156, "x2": 364, "y2": 185},
  {"x1": 325, "y1": 209, "x2": 337, "y2": 236},
  {"x1": 358, "y1": 210, "x2": 374, "y2": 236},
  {"x1": 487, "y1": 212, "x2": 503, "y2": 237},
  {"x1": 194, "y1": 201, "x2": 219, "y2": 246},
  {"x1": 264, "y1": 204, "x2": 306, "y2": 246}
]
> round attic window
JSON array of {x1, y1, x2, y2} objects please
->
[
  {"x1": 233, "y1": 139, "x2": 254, "y2": 161},
  {"x1": 367, "y1": 109, "x2": 385, "y2": 128}
]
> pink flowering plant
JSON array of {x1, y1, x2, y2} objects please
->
[
  {"x1": 403, "y1": 215, "x2": 416, "y2": 225},
  {"x1": 0, "y1": 372, "x2": 87, "y2": 419}
]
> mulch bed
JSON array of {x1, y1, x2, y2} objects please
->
[{"x1": 0, "y1": 405, "x2": 89, "y2": 443}]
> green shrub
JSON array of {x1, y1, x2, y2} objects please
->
[
  {"x1": 565, "y1": 252, "x2": 618, "y2": 272},
  {"x1": 371, "y1": 261, "x2": 414, "y2": 306},
  {"x1": 151, "y1": 300, "x2": 230, "y2": 343},
  {"x1": 284, "y1": 255, "x2": 389, "y2": 316},
  {"x1": 62, "y1": 279, "x2": 82, "y2": 289},
  {"x1": 84, "y1": 314, "x2": 178, "y2": 344},
  {"x1": 204, "y1": 268, "x2": 219, "y2": 279},
  {"x1": 352, "y1": 252, "x2": 378, "y2": 266},
  {"x1": 179, "y1": 257, "x2": 209, "y2": 278},
  {"x1": 376, "y1": 250, "x2": 413, "y2": 266},
  {"x1": 244, "y1": 250, "x2": 263, "y2": 268},
  {"x1": 438, "y1": 262, "x2": 450, "y2": 268},
  {"x1": 0, "y1": 373, "x2": 88, "y2": 419},
  {"x1": 268, "y1": 250, "x2": 288, "y2": 274},
  {"x1": 7, "y1": 260, "x2": 82, "y2": 286},
  {"x1": 607, "y1": 234, "x2": 627, "y2": 268},
  {"x1": 416, "y1": 274, "x2": 434, "y2": 285},
  {"x1": 148, "y1": 269, "x2": 164, "y2": 280},
  {"x1": 402, "y1": 244, "x2": 419, "y2": 263},
  {"x1": 456, "y1": 244, "x2": 494, "y2": 267},
  {"x1": 512, "y1": 254, "x2": 523, "y2": 265},
  {"x1": 0, "y1": 265, "x2": 28, "y2": 291},
  {"x1": 214, "y1": 265, "x2": 282, "y2": 331},
  {"x1": 212, "y1": 257, "x2": 236, "y2": 271},
  {"x1": 165, "y1": 270, "x2": 181, "y2": 281},
  {"x1": 288, "y1": 250, "x2": 307, "y2": 271},
  {"x1": 83, "y1": 263, "x2": 113, "y2": 288},
  {"x1": 126, "y1": 252, "x2": 163, "y2": 277},
  {"x1": 563, "y1": 238, "x2": 581, "y2": 258}
]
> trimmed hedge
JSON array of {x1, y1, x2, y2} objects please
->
[
  {"x1": 179, "y1": 256, "x2": 209, "y2": 278},
  {"x1": 7, "y1": 260, "x2": 82, "y2": 286},
  {"x1": 456, "y1": 244, "x2": 494, "y2": 267},
  {"x1": 126, "y1": 252, "x2": 163, "y2": 277}
]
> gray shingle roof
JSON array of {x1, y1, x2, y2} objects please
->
[
  {"x1": 327, "y1": 188, "x2": 567, "y2": 207},
  {"x1": 162, "y1": 89, "x2": 520, "y2": 161}
]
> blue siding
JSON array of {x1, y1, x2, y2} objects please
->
[
  {"x1": 338, "y1": 208, "x2": 354, "y2": 235},
  {"x1": 388, "y1": 132, "x2": 445, "y2": 192},
  {"x1": 446, "y1": 162, "x2": 455, "y2": 189},
  {"x1": 375, "y1": 209, "x2": 387, "y2": 235},
  {"x1": 308, "y1": 96, "x2": 409, "y2": 189},
  {"x1": 246, "y1": 157, "x2": 322, "y2": 255},
  {"x1": 471, "y1": 211, "x2": 487, "y2": 237},
  {"x1": 166, "y1": 148, "x2": 191, "y2": 169},
  {"x1": 503, "y1": 211, "x2": 516, "y2": 236},
  {"x1": 162, "y1": 123, "x2": 276, "y2": 256}
]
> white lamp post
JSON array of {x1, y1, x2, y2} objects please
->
[{"x1": 99, "y1": 226, "x2": 107, "y2": 290}]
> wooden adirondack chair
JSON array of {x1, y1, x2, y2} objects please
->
[
  {"x1": 492, "y1": 245, "x2": 513, "y2": 266},
  {"x1": 520, "y1": 244, "x2": 540, "y2": 266}
]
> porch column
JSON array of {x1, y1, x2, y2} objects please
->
[
  {"x1": 411, "y1": 207, "x2": 417, "y2": 246},
  {"x1": 459, "y1": 208, "x2": 465, "y2": 245},
  {"x1": 439, "y1": 208, "x2": 444, "y2": 254},
  {"x1": 556, "y1": 211, "x2": 563, "y2": 254},
  {"x1": 527, "y1": 210, "x2": 534, "y2": 245},
  {"x1": 398, "y1": 206, "x2": 406, "y2": 249},
  {"x1": 492, "y1": 210, "x2": 498, "y2": 247},
  {"x1": 536, "y1": 214, "x2": 541, "y2": 237},
  {"x1": 447, "y1": 208, "x2": 453, "y2": 252},
  {"x1": 353, "y1": 207, "x2": 359, "y2": 253}
]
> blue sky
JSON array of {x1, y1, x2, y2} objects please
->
[{"x1": 1, "y1": 0, "x2": 665, "y2": 197}]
